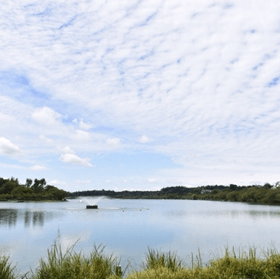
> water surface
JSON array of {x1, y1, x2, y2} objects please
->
[{"x1": 0, "y1": 198, "x2": 280, "y2": 273}]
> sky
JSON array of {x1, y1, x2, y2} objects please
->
[{"x1": 1, "y1": 0, "x2": 280, "y2": 192}]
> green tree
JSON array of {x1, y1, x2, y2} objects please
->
[
  {"x1": 263, "y1": 183, "x2": 273, "y2": 189},
  {"x1": 11, "y1": 186, "x2": 33, "y2": 199},
  {"x1": 0, "y1": 177, "x2": 5, "y2": 188},
  {"x1": 229, "y1": 184, "x2": 237, "y2": 190},
  {"x1": 10, "y1": 177, "x2": 19, "y2": 185},
  {"x1": 1, "y1": 181, "x2": 17, "y2": 194},
  {"x1": 31, "y1": 178, "x2": 46, "y2": 193},
  {"x1": 25, "y1": 178, "x2": 33, "y2": 188},
  {"x1": 211, "y1": 189, "x2": 219, "y2": 195}
]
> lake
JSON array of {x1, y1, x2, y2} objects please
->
[{"x1": 0, "y1": 197, "x2": 280, "y2": 274}]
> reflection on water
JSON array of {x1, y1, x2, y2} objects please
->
[
  {"x1": 0, "y1": 208, "x2": 60, "y2": 228},
  {"x1": 0, "y1": 209, "x2": 18, "y2": 227}
]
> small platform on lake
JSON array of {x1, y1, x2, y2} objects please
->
[{"x1": 86, "y1": 205, "x2": 98, "y2": 209}]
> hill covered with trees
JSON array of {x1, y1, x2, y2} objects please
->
[
  {"x1": 0, "y1": 177, "x2": 68, "y2": 201},
  {"x1": 70, "y1": 182, "x2": 280, "y2": 205}
]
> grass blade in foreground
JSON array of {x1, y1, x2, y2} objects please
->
[
  {"x1": 0, "y1": 255, "x2": 18, "y2": 279},
  {"x1": 127, "y1": 245, "x2": 280, "y2": 279},
  {"x1": 32, "y1": 241, "x2": 121, "y2": 279}
]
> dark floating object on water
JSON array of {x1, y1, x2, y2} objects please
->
[{"x1": 86, "y1": 205, "x2": 98, "y2": 209}]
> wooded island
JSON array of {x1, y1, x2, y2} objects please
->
[{"x1": 0, "y1": 177, "x2": 68, "y2": 201}]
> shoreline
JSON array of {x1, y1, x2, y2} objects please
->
[
  {"x1": 70, "y1": 184, "x2": 280, "y2": 206},
  {"x1": 0, "y1": 199, "x2": 68, "y2": 203}
]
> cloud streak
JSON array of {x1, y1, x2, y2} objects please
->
[{"x1": 0, "y1": 0, "x2": 280, "y2": 190}]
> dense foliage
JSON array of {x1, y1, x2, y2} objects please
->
[
  {"x1": 0, "y1": 177, "x2": 68, "y2": 201},
  {"x1": 70, "y1": 182, "x2": 280, "y2": 205}
]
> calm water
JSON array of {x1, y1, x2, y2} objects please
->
[{"x1": 1, "y1": 197, "x2": 280, "y2": 273}]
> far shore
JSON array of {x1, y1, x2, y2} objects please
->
[{"x1": 0, "y1": 199, "x2": 68, "y2": 203}]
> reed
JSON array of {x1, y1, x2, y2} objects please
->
[
  {"x1": 1, "y1": 243, "x2": 280, "y2": 278},
  {"x1": 31, "y1": 241, "x2": 121, "y2": 279},
  {"x1": 127, "y1": 245, "x2": 280, "y2": 279},
  {"x1": 142, "y1": 248, "x2": 183, "y2": 272},
  {"x1": 0, "y1": 255, "x2": 18, "y2": 279}
]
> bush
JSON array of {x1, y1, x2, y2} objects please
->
[{"x1": 262, "y1": 190, "x2": 280, "y2": 204}]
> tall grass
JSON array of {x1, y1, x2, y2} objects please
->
[
  {"x1": 31, "y1": 241, "x2": 122, "y2": 279},
  {"x1": 127, "y1": 245, "x2": 280, "y2": 279},
  {"x1": 2, "y1": 243, "x2": 280, "y2": 278},
  {"x1": 142, "y1": 248, "x2": 183, "y2": 272},
  {"x1": 0, "y1": 255, "x2": 18, "y2": 279}
]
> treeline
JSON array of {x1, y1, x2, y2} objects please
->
[
  {"x1": 70, "y1": 182, "x2": 280, "y2": 205},
  {"x1": 0, "y1": 177, "x2": 68, "y2": 201}
]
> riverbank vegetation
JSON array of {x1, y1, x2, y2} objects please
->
[
  {"x1": 0, "y1": 255, "x2": 19, "y2": 279},
  {"x1": 0, "y1": 177, "x2": 68, "y2": 201},
  {"x1": 128, "y1": 245, "x2": 280, "y2": 279},
  {"x1": 2, "y1": 243, "x2": 280, "y2": 278},
  {"x1": 70, "y1": 182, "x2": 280, "y2": 206},
  {"x1": 31, "y1": 242, "x2": 121, "y2": 279}
]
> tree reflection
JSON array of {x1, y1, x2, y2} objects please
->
[
  {"x1": 0, "y1": 209, "x2": 56, "y2": 228},
  {"x1": 0, "y1": 209, "x2": 18, "y2": 227},
  {"x1": 24, "y1": 211, "x2": 31, "y2": 227},
  {"x1": 32, "y1": 211, "x2": 44, "y2": 227}
]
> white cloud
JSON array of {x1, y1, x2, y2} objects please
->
[
  {"x1": 73, "y1": 130, "x2": 91, "y2": 141},
  {"x1": 140, "y1": 135, "x2": 151, "y2": 143},
  {"x1": 79, "y1": 119, "x2": 92, "y2": 130},
  {"x1": 32, "y1": 107, "x2": 61, "y2": 126},
  {"x1": 60, "y1": 153, "x2": 93, "y2": 167},
  {"x1": 106, "y1": 137, "x2": 121, "y2": 146},
  {"x1": 148, "y1": 178, "x2": 156, "y2": 183},
  {"x1": 61, "y1": 146, "x2": 75, "y2": 154},
  {"x1": 39, "y1": 134, "x2": 53, "y2": 144},
  {"x1": 1, "y1": 1, "x2": 280, "y2": 189},
  {"x1": 73, "y1": 118, "x2": 92, "y2": 130},
  {"x1": 0, "y1": 137, "x2": 21, "y2": 156},
  {"x1": 49, "y1": 180, "x2": 67, "y2": 186},
  {"x1": 30, "y1": 165, "x2": 47, "y2": 171}
]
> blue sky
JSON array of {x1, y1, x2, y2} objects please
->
[{"x1": 1, "y1": 0, "x2": 280, "y2": 192}]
